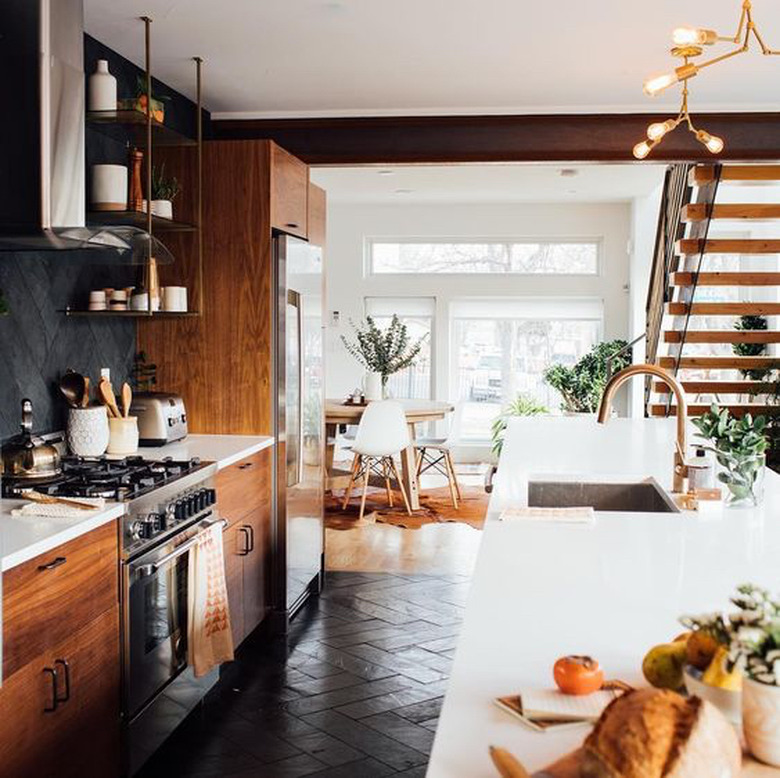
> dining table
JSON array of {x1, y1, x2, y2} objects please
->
[{"x1": 324, "y1": 398, "x2": 455, "y2": 510}]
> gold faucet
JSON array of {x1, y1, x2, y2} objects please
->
[{"x1": 596, "y1": 363, "x2": 689, "y2": 494}]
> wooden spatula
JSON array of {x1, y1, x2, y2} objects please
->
[
  {"x1": 121, "y1": 382, "x2": 132, "y2": 418},
  {"x1": 489, "y1": 747, "x2": 531, "y2": 778},
  {"x1": 99, "y1": 378, "x2": 121, "y2": 419}
]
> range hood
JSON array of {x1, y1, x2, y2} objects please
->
[{"x1": 0, "y1": 0, "x2": 89, "y2": 251}]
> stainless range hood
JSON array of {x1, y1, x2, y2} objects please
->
[{"x1": 0, "y1": 0, "x2": 88, "y2": 251}]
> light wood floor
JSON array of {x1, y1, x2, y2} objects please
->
[{"x1": 325, "y1": 466, "x2": 486, "y2": 576}]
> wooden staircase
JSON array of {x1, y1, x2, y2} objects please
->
[{"x1": 648, "y1": 163, "x2": 780, "y2": 419}]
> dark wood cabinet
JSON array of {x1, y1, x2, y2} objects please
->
[
  {"x1": 0, "y1": 524, "x2": 120, "y2": 778},
  {"x1": 271, "y1": 142, "x2": 309, "y2": 239},
  {"x1": 308, "y1": 182, "x2": 326, "y2": 249},
  {"x1": 218, "y1": 448, "x2": 273, "y2": 646}
]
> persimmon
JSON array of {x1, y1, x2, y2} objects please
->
[{"x1": 553, "y1": 655, "x2": 604, "y2": 695}]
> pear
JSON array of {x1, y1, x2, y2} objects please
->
[{"x1": 642, "y1": 641, "x2": 687, "y2": 690}]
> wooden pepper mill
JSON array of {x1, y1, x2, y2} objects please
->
[{"x1": 129, "y1": 148, "x2": 144, "y2": 212}]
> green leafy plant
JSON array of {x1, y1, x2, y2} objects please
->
[
  {"x1": 543, "y1": 340, "x2": 631, "y2": 413},
  {"x1": 134, "y1": 74, "x2": 172, "y2": 103},
  {"x1": 734, "y1": 315, "x2": 770, "y2": 380},
  {"x1": 151, "y1": 163, "x2": 181, "y2": 201},
  {"x1": 490, "y1": 394, "x2": 548, "y2": 457},
  {"x1": 692, "y1": 403, "x2": 769, "y2": 505},
  {"x1": 341, "y1": 315, "x2": 427, "y2": 388},
  {"x1": 0, "y1": 288, "x2": 9, "y2": 316},
  {"x1": 681, "y1": 584, "x2": 780, "y2": 685}
]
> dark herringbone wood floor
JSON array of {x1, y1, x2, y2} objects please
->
[{"x1": 137, "y1": 571, "x2": 469, "y2": 777}]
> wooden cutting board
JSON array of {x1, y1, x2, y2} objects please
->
[{"x1": 532, "y1": 749, "x2": 779, "y2": 777}]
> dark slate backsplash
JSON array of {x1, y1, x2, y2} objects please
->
[{"x1": 0, "y1": 251, "x2": 135, "y2": 441}]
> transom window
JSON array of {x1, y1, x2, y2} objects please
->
[{"x1": 368, "y1": 239, "x2": 599, "y2": 275}]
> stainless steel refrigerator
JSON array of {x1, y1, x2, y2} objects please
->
[{"x1": 273, "y1": 233, "x2": 325, "y2": 625}]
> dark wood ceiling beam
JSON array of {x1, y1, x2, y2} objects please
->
[{"x1": 210, "y1": 112, "x2": 780, "y2": 165}]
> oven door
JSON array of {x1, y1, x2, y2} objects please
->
[{"x1": 123, "y1": 516, "x2": 225, "y2": 719}]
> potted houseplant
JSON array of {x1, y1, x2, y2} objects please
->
[
  {"x1": 543, "y1": 339, "x2": 631, "y2": 414},
  {"x1": 735, "y1": 315, "x2": 772, "y2": 381},
  {"x1": 119, "y1": 74, "x2": 170, "y2": 123},
  {"x1": 692, "y1": 404, "x2": 769, "y2": 507},
  {"x1": 341, "y1": 315, "x2": 426, "y2": 400},
  {"x1": 146, "y1": 163, "x2": 181, "y2": 220},
  {"x1": 683, "y1": 585, "x2": 780, "y2": 766},
  {"x1": 490, "y1": 393, "x2": 548, "y2": 458}
]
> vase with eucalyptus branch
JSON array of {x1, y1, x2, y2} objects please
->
[{"x1": 341, "y1": 315, "x2": 426, "y2": 399}]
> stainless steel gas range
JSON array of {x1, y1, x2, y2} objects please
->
[{"x1": 4, "y1": 455, "x2": 226, "y2": 775}]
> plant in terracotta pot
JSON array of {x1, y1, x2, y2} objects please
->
[
  {"x1": 148, "y1": 163, "x2": 181, "y2": 220},
  {"x1": 543, "y1": 339, "x2": 631, "y2": 414},
  {"x1": 341, "y1": 315, "x2": 426, "y2": 400}
]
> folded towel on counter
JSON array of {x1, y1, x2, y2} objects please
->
[
  {"x1": 11, "y1": 497, "x2": 107, "y2": 519},
  {"x1": 187, "y1": 522, "x2": 234, "y2": 677},
  {"x1": 499, "y1": 506, "x2": 595, "y2": 524}
]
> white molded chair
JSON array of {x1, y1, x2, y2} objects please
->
[
  {"x1": 342, "y1": 401, "x2": 412, "y2": 521},
  {"x1": 415, "y1": 403, "x2": 463, "y2": 508}
]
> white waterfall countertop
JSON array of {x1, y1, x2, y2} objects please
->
[
  {"x1": 0, "y1": 434, "x2": 275, "y2": 572},
  {"x1": 428, "y1": 417, "x2": 780, "y2": 777}
]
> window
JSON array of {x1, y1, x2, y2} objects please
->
[
  {"x1": 365, "y1": 297, "x2": 435, "y2": 400},
  {"x1": 369, "y1": 239, "x2": 599, "y2": 275},
  {"x1": 450, "y1": 299, "x2": 603, "y2": 440}
]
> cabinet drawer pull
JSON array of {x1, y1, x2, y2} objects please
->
[
  {"x1": 54, "y1": 659, "x2": 71, "y2": 703},
  {"x1": 43, "y1": 667, "x2": 59, "y2": 712},
  {"x1": 38, "y1": 556, "x2": 67, "y2": 571},
  {"x1": 238, "y1": 526, "x2": 251, "y2": 556},
  {"x1": 246, "y1": 524, "x2": 255, "y2": 553},
  {"x1": 238, "y1": 462, "x2": 254, "y2": 470},
  {"x1": 285, "y1": 222, "x2": 299, "y2": 229}
]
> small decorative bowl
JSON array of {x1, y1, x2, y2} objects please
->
[{"x1": 684, "y1": 665, "x2": 742, "y2": 725}]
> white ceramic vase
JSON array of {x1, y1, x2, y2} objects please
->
[
  {"x1": 108, "y1": 417, "x2": 139, "y2": 456},
  {"x1": 88, "y1": 59, "x2": 117, "y2": 112},
  {"x1": 67, "y1": 406, "x2": 109, "y2": 457},
  {"x1": 743, "y1": 677, "x2": 780, "y2": 766},
  {"x1": 364, "y1": 372, "x2": 383, "y2": 402},
  {"x1": 91, "y1": 164, "x2": 127, "y2": 211}
]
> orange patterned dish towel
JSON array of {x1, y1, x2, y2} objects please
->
[{"x1": 187, "y1": 522, "x2": 235, "y2": 676}]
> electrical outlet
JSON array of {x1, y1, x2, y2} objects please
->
[{"x1": 100, "y1": 368, "x2": 111, "y2": 382}]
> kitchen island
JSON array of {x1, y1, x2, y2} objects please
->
[{"x1": 428, "y1": 417, "x2": 780, "y2": 777}]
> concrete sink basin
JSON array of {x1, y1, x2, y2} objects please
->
[{"x1": 527, "y1": 477, "x2": 680, "y2": 514}]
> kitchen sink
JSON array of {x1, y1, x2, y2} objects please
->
[{"x1": 527, "y1": 477, "x2": 680, "y2": 514}]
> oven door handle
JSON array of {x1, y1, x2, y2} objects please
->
[{"x1": 137, "y1": 518, "x2": 228, "y2": 577}]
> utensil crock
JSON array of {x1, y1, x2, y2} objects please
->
[
  {"x1": 67, "y1": 406, "x2": 109, "y2": 458},
  {"x1": 107, "y1": 416, "x2": 139, "y2": 456}
]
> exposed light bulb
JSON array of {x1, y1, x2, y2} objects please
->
[
  {"x1": 672, "y1": 27, "x2": 717, "y2": 46},
  {"x1": 633, "y1": 140, "x2": 654, "y2": 160},
  {"x1": 643, "y1": 63, "x2": 698, "y2": 96},
  {"x1": 646, "y1": 120, "x2": 676, "y2": 141},
  {"x1": 696, "y1": 130, "x2": 724, "y2": 154}
]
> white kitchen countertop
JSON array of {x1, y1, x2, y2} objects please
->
[
  {"x1": 0, "y1": 434, "x2": 275, "y2": 572},
  {"x1": 428, "y1": 417, "x2": 780, "y2": 777}
]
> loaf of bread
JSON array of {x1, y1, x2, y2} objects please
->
[{"x1": 580, "y1": 688, "x2": 741, "y2": 778}]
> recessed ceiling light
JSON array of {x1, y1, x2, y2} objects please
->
[
  {"x1": 559, "y1": 168, "x2": 579, "y2": 178},
  {"x1": 394, "y1": 188, "x2": 414, "y2": 195},
  {"x1": 378, "y1": 169, "x2": 395, "y2": 176}
]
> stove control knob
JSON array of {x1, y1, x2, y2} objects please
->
[
  {"x1": 196, "y1": 490, "x2": 207, "y2": 511},
  {"x1": 206, "y1": 488, "x2": 216, "y2": 506},
  {"x1": 174, "y1": 500, "x2": 186, "y2": 521},
  {"x1": 186, "y1": 494, "x2": 198, "y2": 516},
  {"x1": 129, "y1": 520, "x2": 144, "y2": 541},
  {"x1": 163, "y1": 503, "x2": 175, "y2": 529},
  {"x1": 142, "y1": 513, "x2": 162, "y2": 539}
]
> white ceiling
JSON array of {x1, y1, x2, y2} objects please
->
[
  {"x1": 310, "y1": 164, "x2": 666, "y2": 204},
  {"x1": 84, "y1": 0, "x2": 780, "y2": 119}
]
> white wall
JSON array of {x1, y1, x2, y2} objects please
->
[{"x1": 323, "y1": 201, "x2": 634, "y2": 416}]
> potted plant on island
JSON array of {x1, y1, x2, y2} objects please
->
[
  {"x1": 490, "y1": 393, "x2": 548, "y2": 458},
  {"x1": 692, "y1": 404, "x2": 768, "y2": 507},
  {"x1": 543, "y1": 339, "x2": 631, "y2": 415},
  {"x1": 145, "y1": 163, "x2": 181, "y2": 220},
  {"x1": 341, "y1": 315, "x2": 427, "y2": 400}
]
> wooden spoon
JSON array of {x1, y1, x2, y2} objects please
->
[
  {"x1": 99, "y1": 379, "x2": 121, "y2": 419},
  {"x1": 121, "y1": 382, "x2": 132, "y2": 418},
  {"x1": 489, "y1": 747, "x2": 531, "y2": 778},
  {"x1": 82, "y1": 376, "x2": 90, "y2": 408}
]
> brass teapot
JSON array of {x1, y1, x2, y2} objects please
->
[{"x1": 1, "y1": 399, "x2": 61, "y2": 480}]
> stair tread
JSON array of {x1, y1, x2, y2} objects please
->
[
  {"x1": 649, "y1": 403, "x2": 780, "y2": 417},
  {"x1": 653, "y1": 380, "x2": 774, "y2": 393},
  {"x1": 658, "y1": 356, "x2": 780, "y2": 368},
  {"x1": 690, "y1": 165, "x2": 780, "y2": 185},
  {"x1": 682, "y1": 204, "x2": 780, "y2": 222},
  {"x1": 676, "y1": 239, "x2": 780, "y2": 255},
  {"x1": 671, "y1": 272, "x2": 780, "y2": 286},
  {"x1": 664, "y1": 330, "x2": 780, "y2": 344},
  {"x1": 666, "y1": 302, "x2": 780, "y2": 316}
]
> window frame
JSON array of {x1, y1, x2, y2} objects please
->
[{"x1": 365, "y1": 236, "x2": 603, "y2": 278}]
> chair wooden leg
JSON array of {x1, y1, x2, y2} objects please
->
[
  {"x1": 447, "y1": 451, "x2": 463, "y2": 501},
  {"x1": 341, "y1": 454, "x2": 361, "y2": 510},
  {"x1": 382, "y1": 457, "x2": 394, "y2": 507},
  {"x1": 359, "y1": 457, "x2": 371, "y2": 521},
  {"x1": 443, "y1": 451, "x2": 459, "y2": 509},
  {"x1": 390, "y1": 459, "x2": 412, "y2": 516}
]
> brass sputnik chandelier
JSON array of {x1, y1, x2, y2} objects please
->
[{"x1": 634, "y1": 0, "x2": 780, "y2": 159}]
